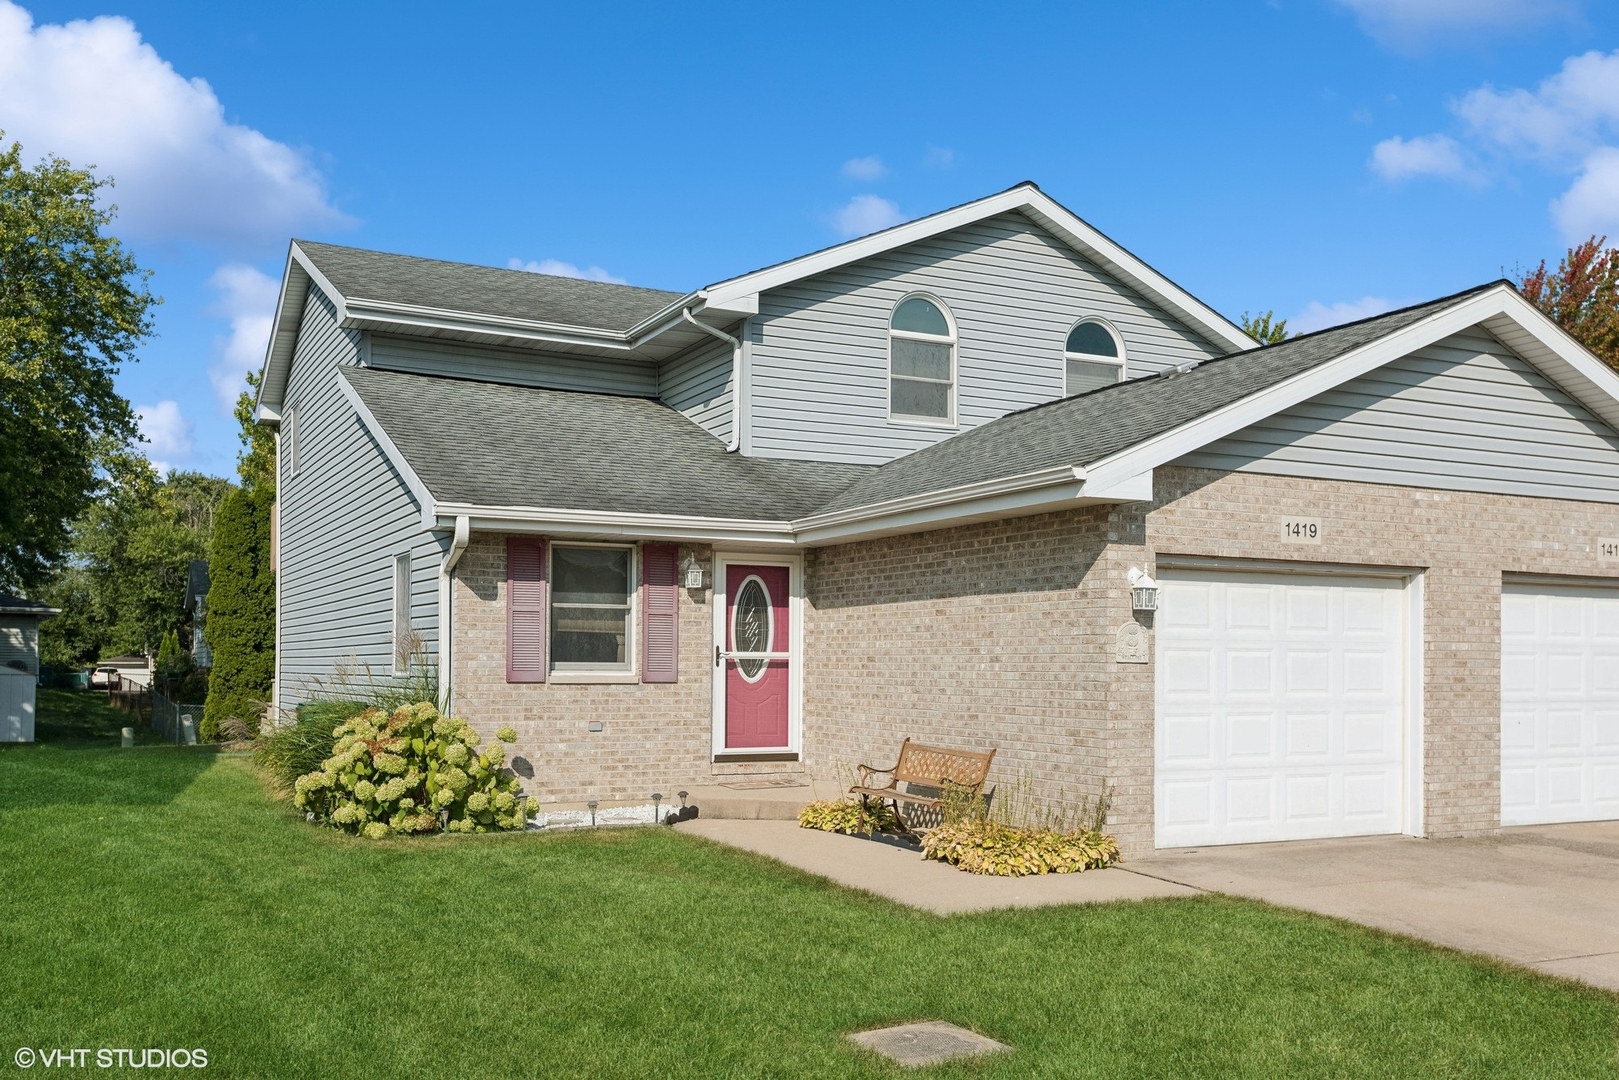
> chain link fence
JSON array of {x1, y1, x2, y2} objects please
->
[{"x1": 151, "y1": 689, "x2": 204, "y2": 745}]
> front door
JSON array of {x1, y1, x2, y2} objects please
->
[{"x1": 720, "y1": 563, "x2": 791, "y2": 749}]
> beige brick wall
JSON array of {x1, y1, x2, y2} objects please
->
[
  {"x1": 806, "y1": 466, "x2": 1619, "y2": 854},
  {"x1": 452, "y1": 470, "x2": 1619, "y2": 847}
]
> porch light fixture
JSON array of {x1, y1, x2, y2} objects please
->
[
  {"x1": 1128, "y1": 567, "x2": 1159, "y2": 613},
  {"x1": 679, "y1": 555, "x2": 708, "y2": 590}
]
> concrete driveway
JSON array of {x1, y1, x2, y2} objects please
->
[{"x1": 1129, "y1": 821, "x2": 1619, "y2": 993}]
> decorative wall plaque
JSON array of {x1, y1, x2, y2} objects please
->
[{"x1": 1115, "y1": 622, "x2": 1150, "y2": 664}]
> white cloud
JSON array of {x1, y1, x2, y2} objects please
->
[
  {"x1": 832, "y1": 194, "x2": 902, "y2": 238},
  {"x1": 507, "y1": 257, "x2": 627, "y2": 285},
  {"x1": 1455, "y1": 50, "x2": 1619, "y2": 163},
  {"x1": 206, "y1": 263, "x2": 279, "y2": 415},
  {"x1": 841, "y1": 155, "x2": 886, "y2": 181},
  {"x1": 0, "y1": 0, "x2": 347, "y2": 247},
  {"x1": 1337, "y1": 0, "x2": 1577, "y2": 50},
  {"x1": 136, "y1": 399, "x2": 192, "y2": 473},
  {"x1": 1369, "y1": 134, "x2": 1475, "y2": 181},
  {"x1": 923, "y1": 146, "x2": 956, "y2": 169},
  {"x1": 1552, "y1": 146, "x2": 1619, "y2": 239},
  {"x1": 1288, "y1": 296, "x2": 1400, "y2": 335}
]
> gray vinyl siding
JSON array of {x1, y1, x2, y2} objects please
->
[
  {"x1": 0, "y1": 617, "x2": 40, "y2": 676},
  {"x1": 368, "y1": 335, "x2": 657, "y2": 396},
  {"x1": 1176, "y1": 327, "x2": 1619, "y2": 503},
  {"x1": 277, "y1": 290, "x2": 449, "y2": 708},
  {"x1": 658, "y1": 335, "x2": 733, "y2": 444},
  {"x1": 746, "y1": 211, "x2": 1225, "y2": 464}
]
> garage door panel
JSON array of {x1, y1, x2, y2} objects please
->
[
  {"x1": 1500, "y1": 584, "x2": 1619, "y2": 826},
  {"x1": 1156, "y1": 571, "x2": 1408, "y2": 848}
]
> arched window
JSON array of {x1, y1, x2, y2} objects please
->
[
  {"x1": 1064, "y1": 319, "x2": 1125, "y2": 396},
  {"x1": 889, "y1": 295, "x2": 956, "y2": 423}
]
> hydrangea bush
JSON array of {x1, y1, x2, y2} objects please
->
[{"x1": 293, "y1": 703, "x2": 537, "y2": 838}]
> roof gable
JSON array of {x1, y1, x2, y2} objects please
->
[{"x1": 695, "y1": 182, "x2": 1256, "y2": 355}]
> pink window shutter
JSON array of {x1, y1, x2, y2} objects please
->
[
  {"x1": 506, "y1": 537, "x2": 548, "y2": 682},
  {"x1": 641, "y1": 544, "x2": 679, "y2": 683}
]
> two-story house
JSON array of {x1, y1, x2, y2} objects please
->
[{"x1": 256, "y1": 182, "x2": 1619, "y2": 854}]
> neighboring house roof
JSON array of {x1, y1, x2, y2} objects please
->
[
  {"x1": 813, "y1": 286, "x2": 1496, "y2": 515},
  {"x1": 295, "y1": 241, "x2": 687, "y2": 333},
  {"x1": 340, "y1": 367, "x2": 874, "y2": 523},
  {"x1": 0, "y1": 594, "x2": 59, "y2": 617},
  {"x1": 96, "y1": 655, "x2": 149, "y2": 667}
]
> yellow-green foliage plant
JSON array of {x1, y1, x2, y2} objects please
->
[
  {"x1": 920, "y1": 777, "x2": 1121, "y2": 876},
  {"x1": 292, "y1": 702, "x2": 539, "y2": 838},
  {"x1": 798, "y1": 796, "x2": 900, "y2": 836}
]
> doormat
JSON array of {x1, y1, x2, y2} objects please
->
[
  {"x1": 849, "y1": 1022, "x2": 1009, "y2": 1067},
  {"x1": 717, "y1": 780, "x2": 809, "y2": 790}
]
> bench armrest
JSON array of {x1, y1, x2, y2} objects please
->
[{"x1": 856, "y1": 762, "x2": 897, "y2": 786}]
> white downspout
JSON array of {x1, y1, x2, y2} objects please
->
[
  {"x1": 437, "y1": 514, "x2": 470, "y2": 713},
  {"x1": 681, "y1": 308, "x2": 743, "y2": 452}
]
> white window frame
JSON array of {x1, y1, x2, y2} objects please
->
[
  {"x1": 1063, "y1": 317, "x2": 1127, "y2": 396},
  {"x1": 887, "y1": 292, "x2": 958, "y2": 428},
  {"x1": 548, "y1": 540, "x2": 638, "y2": 683},
  {"x1": 391, "y1": 552, "x2": 411, "y2": 676},
  {"x1": 710, "y1": 551, "x2": 804, "y2": 759}
]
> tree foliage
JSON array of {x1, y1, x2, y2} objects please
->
[
  {"x1": 36, "y1": 464, "x2": 232, "y2": 668},
  {"x1": 0, "y1": 135, "x2": 157, "y2": 592},
  {"x1": 1241, "y1": 310, "x2": 1291, "y2": 345},
  {"x1": 202, "y1": 483, "x2": 275, "y2": 738},
  {"x1": 1519, "y1": 236, "x2": 1619, "y2": 372}
]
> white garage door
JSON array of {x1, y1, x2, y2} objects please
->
[
  {"x1": 1156, "y1": 570, "x2": 1410, "y2": 848},
  {"x1": 1500, "y1": 584, "x2": 1619, "y2": 826}
]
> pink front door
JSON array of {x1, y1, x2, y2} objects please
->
[{"x1": 723, "y1": 564, "x2": 790, "y2": 749}]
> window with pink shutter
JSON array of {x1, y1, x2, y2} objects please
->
[
  {"x1": 641, "y1": 544, "x2": 679, "y2": 683},
  {"x1": 506, "y1": 537, "x2": 547, "y2": 682}
]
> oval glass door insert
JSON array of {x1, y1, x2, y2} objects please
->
[{"x1": 733, "y1": 575, "x2": 772, "y2": 682}]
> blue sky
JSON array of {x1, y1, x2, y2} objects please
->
[{"x1": 5, "y1": 0, "x2": 1619, "y2": 477}]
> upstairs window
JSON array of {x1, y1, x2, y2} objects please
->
[
  {"x1": 889, "y1": 295, "x2": 956, "y2": 424},
  {"x1": 1065, "y1": 320, "x2": 1125, "y2": 396}
]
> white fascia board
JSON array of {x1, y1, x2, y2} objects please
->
[
  {"x1": 1083, "y1": 283, "x2": 1619, "y2": 481},
  {"x1": 697, "y1": 184, "x2": 1254, "y2": 355},
  {"x1": 1480, "y1": 290, "x2": 1619, "y2": 434},
  {"x1": 790, "y1": 465, "x2": 1098, "y2": 546},
  {"x1": 254, "y1": 403, "x2": 282, "y2": 427},
  {"x1": 432, "y1": 503, "x2": 797, "y2": 546},
  {"x1": 334, "y1": 371, "x2": 439, "y2": 529}
]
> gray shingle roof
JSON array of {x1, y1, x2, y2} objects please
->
[
  {"x1": 0, "y1": 594, "x2": 58, "y2": 615},
  {"x1": 342, "y1": 368, "x2": 873, "y2": 520},
  {"x1": 814, "y1": 284, "x2": 1500, "y2": 514},
  {"x1": 297, "y1": 241, "x2": 686, "y2": 332}
]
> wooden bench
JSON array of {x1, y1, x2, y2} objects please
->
[{"x1": 850, "y1": 737, "x2": 996, "y2": 831}]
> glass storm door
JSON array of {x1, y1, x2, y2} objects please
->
[{"x1": 721, "y1": 564, "x2": 791, "y2": 749}]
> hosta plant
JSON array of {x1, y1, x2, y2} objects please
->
[
  {"x1": 293, "y1": 702, "x2": 538, "y2": 838},
  {"x1": 921, "y1": 820, "x2": 1120, "y2": 876},
  {"x1": 798, "y1": 796, "x2": 900, "y2": 836}
]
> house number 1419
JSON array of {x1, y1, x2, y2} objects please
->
[{"x1": 1279, "y1": 518, "x2": 1322, "y2": 545}]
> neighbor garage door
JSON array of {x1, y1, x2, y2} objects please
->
[
  {"x1": 1500, "y1": 583, "x2": 1619, "y2": 826},
  {"x1": 1155, "y1": 570, "x2": 1409, "y2": 848}
]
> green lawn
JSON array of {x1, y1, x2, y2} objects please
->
[{"x1": 1, "y1": 693, "x2": 1615, "y2": 1078}]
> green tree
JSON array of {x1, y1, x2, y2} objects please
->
[
  {"x1": 201, "y1": 483, "x2": 275, "y2": 738},
  {"x1": 1519, "y1": 236, "x2": 1619, "y2": 372},
  {"x1": 1241, "y1": 310, "x2": 1291, "y2": 345},
  {"x1": 36, "y1": 464, "x2": 232, "y2": 667},
  {"x1": 235, "y1": 370, "x2": 276, "y2": 492},
  {"x1": 0, "y1": 135, "x2": 157, "y2": 593}
]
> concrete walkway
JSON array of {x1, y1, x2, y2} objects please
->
[
  {"x1": 1131, "y1": 821, "x2": 1619, "y2": 993},
  {"x1": 679, "y1": 817, "x2": 1619, "y2": 994},
  {"x1": 674, "y1": 819, "x2": 1196, "y2": 914}
]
